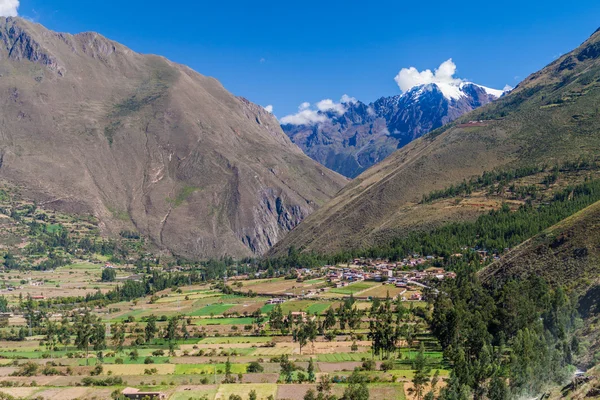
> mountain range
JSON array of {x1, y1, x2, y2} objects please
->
[
  {"x1": 0, "y1": 17, "x2": 347, "y2": 259},
  {"x1": 282, "y1": 81, "x2": 504, "y2": 178},
  {"x1": 271, "y1": 27, "x2": 600, "y2": 256}
]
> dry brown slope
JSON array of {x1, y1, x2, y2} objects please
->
[
  {"x1": 0, "y1": 17, "x2": 347, "y2": 259},
  {"x1": 271, "y1": 27, "x2": 600, "y2": 255}
]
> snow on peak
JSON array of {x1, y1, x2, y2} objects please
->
[{"x1": 395, "y1": 59, "x2": 506, "y2": 101}]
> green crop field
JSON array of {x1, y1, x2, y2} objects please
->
[
  {"x1": 195, "y1": 317, "x2": 255, "y2": 325},
  {"x1": 190, "y1": 304, "x2": 235, "y2": 316},
  {"x1": 306, "y1": 303, "x2": 331, "y2": 314},
  {"x1": 329, "y1": 282, "x2": 376, "y2": 295},
  {"x1": 175, "y1": 363, "x2": 248, "y2": 375},
  {"x1": 199, "y1": 336, "x2": 272, "y2": 344},
  {"x1": 317, "y1": 352, "x2": 372, "y2": 362},
  {"x1": 170, "y1": 387, "x2": 218, "y2": 400}
]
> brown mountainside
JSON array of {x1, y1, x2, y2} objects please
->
[
  {"x1": 271, "y1": 27, "x2": 600, "y2": 256},
  {"x1": 0, "y1": 17, "x2": 347, "y2": 259}
]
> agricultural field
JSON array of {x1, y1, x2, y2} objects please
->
[{"x1": 0, "y1": 276, "x2": 445, "y2": 400}]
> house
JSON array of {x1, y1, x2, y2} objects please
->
[
  {"x1": 31, "y1": 295, "x2": 45, "y2": 300},
  {"x1": 122, "y1": 387, "x2": 166, "y2": 399},
  {"x1": 410, "y1": 293, "x2": 422, "y2": 301},
  {"x1": 267, "y1": 298, "x2": 285, "y2": 305}
]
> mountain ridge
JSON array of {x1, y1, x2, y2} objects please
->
[
  {"x1": 0, "y1": 17, "x2": 348, "y2": 259},
  {"x1": 271, "y1": 26, "x2": 600, "y2": 256},
  {"x1": 282, "y1": 81, "x2": 503, "y2": 177}
]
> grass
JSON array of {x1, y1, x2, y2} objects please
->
[
  {"x1": 170, "y1": 388, "x2": 218, "y2": 400},
  {"x1": 175, "y1": 363, "x2": 248, "y2": 375},
  {"x1": 306, "y1": 303, "x2": 331, "y2": 315},
  {"x1": 317, "y1": 352, "x2": 372, "y2": 362},
  {"x1": 260, "y1": 304, "x2": 275, "y2": 314},
  {"x1": 199, "y1": 336, "x2": 272, "y2": 344},
  {"x1": 195, "y1": 317, "x2": 255, "y2": 326},
  {"x1": 102, "y1": 364, "x2": 175, "y2": 375},
  {"x1": 330, "y1": 282, "x2": 376, "y2": 295},
  {"x1": 215, "y1": 384, "x2": 277, "y2": 400},
  {"x1": 190, "y1": 304, "x2": 235, "y2": 317}
]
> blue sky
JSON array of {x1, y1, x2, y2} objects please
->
[{"x1": 11, "y1": 0, "x2": 600, "y2": 117}]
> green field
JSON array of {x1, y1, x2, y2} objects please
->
[
  {"x1": 170, "y1": 387, "x2": 218, "y2": 400},
  {"x1": 317, "y1": 352, "x2": 372, "y2": 362},
  {"x1": 306, "y1": 303, "x2": 331, "y2": 314},
  {"x1": 199, "y1": 336, "x2": 272, "y2": 344},
  {"x1": 175, "y1": 363, "x2": 248, "y2": 375},
  {"x1": 260, "y1": 304, "x2": 275, "y2": 314},
  {"x1": 190, "y1": 304, "x2": 235, "y2": 316},
  {"x1": 195, "y1": 317, "x2": 255, "y2": 326},
  {"x1": 330, "y1": 282, "x2": 376, "y2": 295}
]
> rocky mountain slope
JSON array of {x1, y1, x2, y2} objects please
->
[
  {"x1": 271, "y1": 27, "x2": 600, "y2": 256},
  {"x1": 282, "y1": 82, "x2": 502, "y2": 178},
  {"x1": 0, "y1": 17, "x2": 347, "y2": 259}
]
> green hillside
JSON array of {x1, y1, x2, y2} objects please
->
[{"x1": 271, "y1": 27, "x2": 600, "y2": 256}]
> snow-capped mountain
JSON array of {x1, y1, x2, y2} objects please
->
[{"x1": 282, "y1": 82, "x2": 506, "y2": 178}]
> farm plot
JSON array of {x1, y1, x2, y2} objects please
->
[
  {"x1": 169, "y1": 386, "x2": 218, "y2": 400},
  {"x1": 359, "y1": 284, "x2": 406, "y2": 299},
  {"x1": 190, "y1": 304, "x2": 235, "y2": 316},
  {"x1": 215, "y1": 383, "x2": 278, "y2": 400},
  {"x1": 306, "y1": 303, "x2": 331, "y2": 315},
  {"x1": 102, "y1": 363, "x2": 175, "y2": 375},
  {"x1": 199, "y1": 336, "x2": 272, "y2": 344},
  {"x1": 329, "y1": 282, "x2": 377, "y2": 295},
  {"x1": 175, "y1": 363, "x2": 248, "y2": 375},
  {"x1": 195, "y1": 317, "x2": 255, "y2": 325}
]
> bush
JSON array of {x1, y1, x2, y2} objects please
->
[
  {"x1": 144, "y1": 357, "x2": 154, "y2": 364},
  {"x1": 247, "y1": 361, "x2": 264, "y2": 373}
]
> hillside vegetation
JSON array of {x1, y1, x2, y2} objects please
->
[{"x1": 271, "y1": 27, "x2": 600, "y2": 256}]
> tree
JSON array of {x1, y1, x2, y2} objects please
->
[
  {"x1": 145, "y1": 315, "x2": 157, "y2": 343},
  {"x1": 296, "y1": 325, "x2": 309, "y2": 355},
  {"x1": 249, "y1": 390, "x2": 257, "y2": 400},
  {"x1": 488, "y1": 375, "x2": 509, "y2": 400},
  {"x1": 129, "y1": 349, "x2": 139, "y2": 361},
  {"x1": 111, "y1": 322, "x2": 126, "y2": 354},
  {"x1": 409, "y1": 343, "x2": 431, "y2": 400},
  {"x1": 323, "y1": 307, "x2": 336, "y2": 331},
  {"x1": 247, "y1": 361, "x2": 264, "y2": 373},
  {"x1": 343, "y1": 371, "x2": 369, "y2": 400},
  {"x1": 304, "y1": 389, "x2": 317, "y2": 400},
  {"x1": 280, "y1": 354, "x2": 294, "y2": 384},
  {"x1": 92, "y1": 322, "x2": 106, "y2": 352},
  {"x1": 308, "y1": 358, "x2": 316, "y2": 382},
  {"x1": 165, "y1": 315, "x2": 179, "y2": 342},
  {"x1": 101, "y1": 268, "x2": 117, "y2": 282},
  {"x1": 75, "y1": 311, "x2": 94, "y2": 365}
]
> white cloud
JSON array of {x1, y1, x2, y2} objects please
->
[
  {"x1": 0, "y1": 0, "x2": 19, "y2": 16},
  {"x1": 394, "y1": 58, "x2": 462, "y2": 93},
  {"x1": 280, "y1": 109, "x2": 327, "y2": 125},
  {"x1": 264, "y1": 105, "x2": 273, "y2": 113},
  {"x1": 341, "y1": 94, "x2": 358, "y2": 104},
  {"x1": 315, "y1": 99, "x2": 346, "y2": 115},
  {"x1": 280, "y1": 95, "x2": 357, "y2": 126}
]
